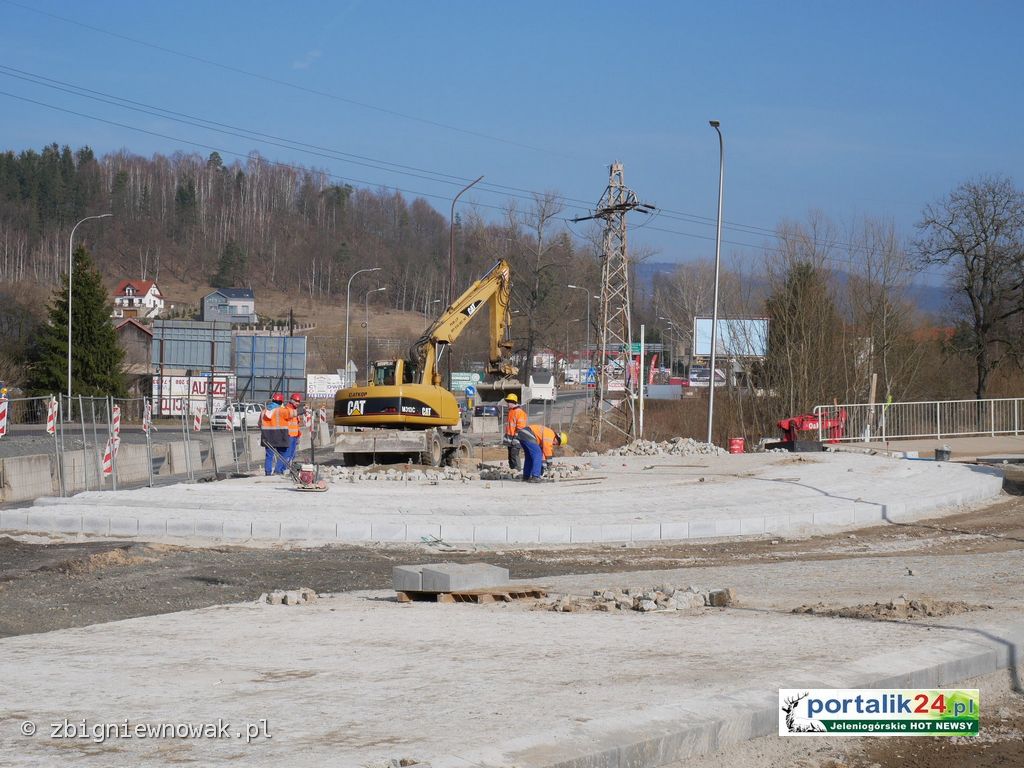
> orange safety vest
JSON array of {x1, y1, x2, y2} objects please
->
[
  {"x1": 529, "y1": 424, "x2": 557, "y2": 459},
  {"x1": 284, "y1": 404, "x2": 301, "y2": 438},
  {"x1": 260, "y1": 405, "x2": 289, "y2": 449},
  {"x1": 505, "y1": 405, "x2": 527, "y2": 437}
]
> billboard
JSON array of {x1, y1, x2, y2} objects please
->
[
  {"x1": 152, "y1": 374, "x2": 236, "y2": 416},
  {"x1": 306, "y1": 374, "x2": 342, "y2": 401},
  {"x1": 693, "y1": 317, "x2": 768, "y2": 358}
]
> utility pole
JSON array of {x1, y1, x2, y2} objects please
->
[{"x1": 573, "y1": 162, "x2": 654, "y2": 441}]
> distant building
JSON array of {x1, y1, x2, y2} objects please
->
[
  {"x1": 112, "y1": 279, "x2": 164, "y2": 319},
  {"x1": 114, "y1": 318, "x2": 154, "y2": 396},
  {"x1": 201, "y1": 288, "x2": 257, "y2": 324}
]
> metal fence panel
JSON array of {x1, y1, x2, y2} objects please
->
[{"x1": 814, "y1": 398, "x2": 1024, "y2": 442}]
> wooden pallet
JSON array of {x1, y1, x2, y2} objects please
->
[{"x1": 396, "y1": 585, "x2": 548, "y2": 604}]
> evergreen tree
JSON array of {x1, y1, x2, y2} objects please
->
[{"x1": 28, "y1": 245, "x2": 126, "y2": 397}]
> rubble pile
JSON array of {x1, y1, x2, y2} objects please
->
[
  {"x1": 324, "y1": 462, "x2": 591, "y2": 483},
  {"x1": 479, "y1": 463, "x2": 590, "y2": 482},
  {"x1": 258, "y1": 587, "x2": 319, "y2": 606},
  {"x1": 543, "y1": 585, "x2": 736, "y2": 613},
  {"x1": 598, "y1": 437, "x2": 728, "y2": 457},
  {"x1": 327, "y1": 465, "x2": 475, "y2": 483}
]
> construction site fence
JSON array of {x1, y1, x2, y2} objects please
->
[
  {"x1": 813, "y1": 397, "x2": 1024, "y2": 442},
  {"x1": 0, "y1": 393, "x2": 268, "y2": 503}
]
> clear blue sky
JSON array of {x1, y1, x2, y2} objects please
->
[{"x1": 2, "y1": 0, "x2": 1022, "y2": 281}]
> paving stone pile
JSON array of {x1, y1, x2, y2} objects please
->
[
  {"x1": 478, "y1": 463, "x2": 590, "y2": 482},
  {"x1": 582, "y1": 436, "x2": 728, "y2": 457},
  {"x1": 543, "y1": 585, "x2": 736, "y2": 613},
  {"x1": 258, "y1": 587, "x2": 319, "y2": 606},
  {"x1": 324, "y1": 462, "x2": 590, "y2": 483}
]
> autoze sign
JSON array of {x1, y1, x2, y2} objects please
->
[
  {"x1": 152, "y1": 375, "x2": 235, "y2": 416},
  {"x1": 779, "y1": 689, "x2": 979, "y2": 736}
]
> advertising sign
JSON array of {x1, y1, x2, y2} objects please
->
[
  {"x1": 693, "y1": 317, "x2": 769, "y2": 358},
  {"x1": 306, "y1": 374, "x2": 343, "y2": 400},
  {"x1": 152, "y1": 374, "x2": 235, "y2": 416},
  {"x1": 688, "y1": 365, "x2": 726, "y2": 388}
]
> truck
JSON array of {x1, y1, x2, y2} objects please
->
[{"x1": 333, "y1": 260, "x2": 521, "y2": 466}]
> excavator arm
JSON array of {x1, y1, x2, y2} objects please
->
[{"x1": 411, "y1": 259, "x2": 517, "y2": 386}]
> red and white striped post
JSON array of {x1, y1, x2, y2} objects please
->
[
  {"x1": 46, "y1": 396, "x2": 58, "y2": 435},
  {"x1": 0, "y1": 392, "x2": 8, "y2": 439},
  {"x1": 193, "y1": 408, "x2": 203, "y2": 432},
  {"x1": 111, "y1": 404, "x2": 121, "y2": 438},
  {"x1": 142, "y1": 400, "x2": 152, "y2": 434}
]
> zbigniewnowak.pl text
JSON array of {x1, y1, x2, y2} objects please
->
[{"x1": 20, "y1": 718, "x2": 272, "y2": 744}]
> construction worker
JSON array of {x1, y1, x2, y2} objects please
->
[
  {"x1": 532, "y1": 425, "x2": 568, "y2": 475},
  {"x1": 503, "y1": 392, "x2": 527, "y2": 470},
  {"x1": 521, "y1": 424, "x2": 567, "y2": 481},
  {"x1": 260, "y1": 393, "x2": 290, "y2": 475},
  {"x1": 283, "y1": 393, "x2": 303, "y2": 464}
]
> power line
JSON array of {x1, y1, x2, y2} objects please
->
[
  {"x1": 0, "y1": 0, "x2": 584, "y2": 161},
  {"x1": 0, "y1": 87, "x2": 950, "y2": 281},
  {"x1": 0, "y1": 62, "x2": 909, "y2": 264}
]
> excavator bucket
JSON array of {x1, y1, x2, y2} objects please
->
[{"x1": 474, "y1": 378, "x2": 525, "y2": 403}]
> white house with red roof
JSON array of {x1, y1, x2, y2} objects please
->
[{"x1": 111, "y1": 279, "x2": 165, "y2": 319}]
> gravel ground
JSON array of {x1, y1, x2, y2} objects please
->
[{"x1": 1, "y1": 481, "x2": 1022, "y2": 766}]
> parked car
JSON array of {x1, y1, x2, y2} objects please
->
[
  {"x1": 211, "y1": 402, "x2": 263, "y2": 430},
  {"x1": 474, "y1": 404, "x2": 501, "y2": 417}
]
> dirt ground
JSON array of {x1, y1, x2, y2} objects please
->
[{"x1": 2, "y1": 484, "x2": 1024, "y2": 766}]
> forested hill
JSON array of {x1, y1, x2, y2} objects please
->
[{"x1": 0, "y1": 143, "x2": 538, "y2": 313}]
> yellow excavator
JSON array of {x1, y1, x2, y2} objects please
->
[{"x1": 333, "y1": 259, "x2": 520, "y2": 466}]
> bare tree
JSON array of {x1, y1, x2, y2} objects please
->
[{"x1": 916, "y1": 176, "x2": 1024, "y2": 399}]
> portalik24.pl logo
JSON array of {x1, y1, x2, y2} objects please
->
[{"x1": 778, "y1": 689, "x2": 979, "y2": 736}]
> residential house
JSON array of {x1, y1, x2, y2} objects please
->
[
  {"x1": 201, "y1": 288, "x2": 257, "y2": 324},
  {"x1": 114, "y1": 318, "x2": 154, "y2": 396},
  {"x1": 112, "y1": 279, "x2": 164, "y2": 319}
]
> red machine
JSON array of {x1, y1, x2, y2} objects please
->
[{"x1": 777, "y1": 408, "x2": 847, "y2": 444}]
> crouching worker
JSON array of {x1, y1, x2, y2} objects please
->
[
  {"x1": 518, "y1": 424, "x2": 567, "y2": 482},
  {"x1": 537, "y1": 427, "x2": 568, "y2": 475}
]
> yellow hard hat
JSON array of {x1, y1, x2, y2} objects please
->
[
  {"x1": 505, "y1": 393, "x2": 519, "y2": 404},
  {"x1": 558, "y1": 432, "x2": 568, "y2": 446}
]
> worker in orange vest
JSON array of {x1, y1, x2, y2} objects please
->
[
  {"x1": 521, "y1": 424, "x2": 568, "y2": 481},
  {"x1": 503, "y1": 392, "x2": 527, "y2": 469},
  {"x1": 260, "y1": 393, "x2": 289, "y2": 475},
  {"x1": 283, "y1": 393, "x2": 303, "y2": 464}
]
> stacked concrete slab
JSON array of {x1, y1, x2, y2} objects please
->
[{"x1": 393, "y1": 563, "x2": 511, "y2": 593}]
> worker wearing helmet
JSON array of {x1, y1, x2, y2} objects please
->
[
  {"x1": 503, "y1": 392, "x2": 527, "y2": 470},
  {"x1": 260, "y1": 393, "x2": 289, "y2": 475},
  {"x1": 283, "y1": 393, "x2": 303, "y2": 464},
  {"x1": 525, "y1": 424, "x2": 568, "y2": 480}
]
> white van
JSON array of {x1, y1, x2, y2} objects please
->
[{"x1": 528, "y1": 371, "x2": 557, "y2": 403}]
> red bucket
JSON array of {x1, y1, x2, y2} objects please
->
[{"x1": 728, "y1": 437, "x2": 745, "y2": 454}]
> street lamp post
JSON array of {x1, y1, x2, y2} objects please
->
[
  {"x1": 658, "y1": 317, "x2": 676, "y2": 374},
  {"x1": 707, "y1": 120, "x2": 725, "y2": 446},
  {"x1": 365, "y1": 286, "x2": 387, "y2": 382},
  {"x1": 449, "y1": 175, "x2": 484, "y2": 304},
  {"x1": 68, "y1": 213, "x2": 111, "y2": 402},
  {"x1": 345, "y1": 267, "x2": 381, "y2": 385},
  {"x1": 567, "y1": 285, "x2": 593, "y2": 377}
]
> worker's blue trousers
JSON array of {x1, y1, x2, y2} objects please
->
[{"x1": 518, "y1": 437, "x2": 543, "y2": 479}]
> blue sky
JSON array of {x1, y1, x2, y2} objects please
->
[{"x1": 1, "y1": 1, "x2": 1022, "y2": 282}]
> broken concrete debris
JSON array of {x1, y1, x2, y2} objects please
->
[
  {"x1": 542, "y1": 584, "x2": 736, "y2": 613},
  {"x1": 581, "y1": 436, "x2": 727, "y2": 458},
  {"x1": 258, "y1": 587, "x2": 318, "y2": 606},
  {"x1": 325, "y1": 463, "x2": 590, "y2": 483}
]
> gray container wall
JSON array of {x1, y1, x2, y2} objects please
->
[
  {"x1": 234, "y1": 335, "x2": 307, "y2": 403},
  {"x1": 151, "y1": 321, "x2": 233, "y2": 371}
]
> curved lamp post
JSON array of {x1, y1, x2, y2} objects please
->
[
  {"x1": 345, "y1": 267, "x2": 381, "y2": 384},
  {"x1": 68, "y1": 213, "x2": 111, "y2": 402},
  {"x1": 707, "y1": 120, "x2": 725, "y2": 445}
]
